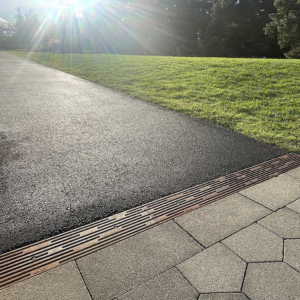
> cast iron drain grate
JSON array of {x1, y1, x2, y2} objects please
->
[{"x1": 1, "y1": 153, "x2": 300, "y2": 290}]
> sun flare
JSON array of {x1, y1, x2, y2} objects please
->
[{"x1": 50, "y1": 0, "x2": 82, "y2": 10}]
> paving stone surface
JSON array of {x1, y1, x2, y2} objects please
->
[
  {"x1": 76, "y1": 221, "x2": 202, "y2": 300},
  {"x1": 199, "y1": 293, "x2": 249, "y2": 300},
  {"x1": 222, "y1": 223, "x2": 283, "y2": 262},
  {"x1": 175, "y1": 193, "x2": 271, "y2": 247},
  {"x1": 0, "y1": 262, "x2": 91, "y2": 300},
  {"x1": 287, "y1": 199, "x2": 300, "y2": 214},
  {"x1": 177, "y1": 243, "x2": 246, "y2": 293},
  {"x1": 117, "y1": 268, "x2": 198, "y2": 300},
  {"x1": 239, "y1": 174, "x2": 300, "y2": 211},
  {"x1": 284, "y1": 239, "x2": 300, "y2": 272},
  {"x1": 243, "y1": 262, "x2": 300, "y2": 300},
  {"x1": 258, "y1": 208, "x2": 300, "y2": 238},
  {"x1": 287, "y1": 166, "x2": 300, "y2": 179}
]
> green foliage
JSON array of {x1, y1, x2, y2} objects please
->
[
  {"x1": 200, "y1": 0, "x2": 284, "y2": 57},
  {"x1": 14, "y1": 7, "x2": 24, "y2": 27},
  {"x1": 10, "y1": 8, "x2": 41, "y2": 49},
  {"x1": 6, "y1": 0, "x2": 297, "y2": 57},
  {"x1": 265, "y1": 0, "x2": 300, "y2": 58},
  {"x1": 84, "y1": 0, "x2": 212, "y2": 56},
  {"x1": 11, "y1": 52, "x2": 300, "y2": 153}
]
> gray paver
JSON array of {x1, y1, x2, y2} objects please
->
[
  {"x1": 222, "y1": 223, "x2": 283, "y2": 262},
  {"x1": 199, "y1": 293, "x2": 249, "y2": 300},
  {"x1": 0, "y1": 262, "x2": 91, "y2": 300},
  {"x1": 177, "y1": 243, "x2": 246, "y2": 293},
  {"x1": 287, "y1": 166, "x2": 300, "y2": 179},
  {"x1": 239, "y1": 174, "x2": 300, "y2": 211},
  {"x1": 76, "y1": 221, "x2": 202, "y2": 300},
  {"x1": 243, "y1": 262, "x2": 300, "y2": 300},
  {"x1": 287, "y1": 199, "x2": 300, "y2": 214},
  {"x1": 175, "y1": 193, "x2": 271, "y2": 247},
  {"x1": 284, "y1": 239, "x2": 300, "y2": 272},
  {"x1": 118, "y1": 268, "x2": 198, "y2": 300},
  {"x1": 258, "y1": 208, "x2": 300, "y2": 238}
]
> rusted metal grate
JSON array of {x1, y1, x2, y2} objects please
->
[{"x1": 1, "y1": 153, "x2": 300, "y2": 290}]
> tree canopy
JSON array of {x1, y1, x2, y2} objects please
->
[
  {"x1": 265, "y1": 0, "x2": 300, "y2": 58},
  {"x1": 0, "y1": 0, "x2": 299, "y2": 58},
  {"x1": 199, "y1": 0, "x2": 283, "y2": 57}
]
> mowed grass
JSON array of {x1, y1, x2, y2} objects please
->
[{"x1": 11, "y1": 51, "x2": 300, "y2": 153}]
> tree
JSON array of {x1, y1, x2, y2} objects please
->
[
  {"x1": 84, "y1": 0, "x2": 212, "y2": 56},
  {"x1": 159, "y1": 0, "x2": 213, "y2": 56},
  {"x1": 22, "y1": 11, "x2": 41, "y2": 47},
  {"x1": 56, "y1": 5, "x2": 83, "y2": 53},
  {"x1": 14, "y1": 7, "x2": 24, "y2": 27},
  {"x1": 265, "y1": 0, "x2": 300, "y2": 58},
  {"x1": 11, "y1": 8, "x2": 41, "y2": 49},
  {"x1": 200, "y1": 0, "x2": 284, "y2": 57}
]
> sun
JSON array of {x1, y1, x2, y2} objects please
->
[{"x1": 65, "y1": 0, "x2": 81, "y2": 6}]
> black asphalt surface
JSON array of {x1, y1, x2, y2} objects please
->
[{"x1": 0, "y1": 52, "x2": 287, "y2": 254}]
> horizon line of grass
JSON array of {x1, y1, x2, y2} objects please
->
[{"x1": 10, "y1": 51, "x2": 300, "y2": 153}]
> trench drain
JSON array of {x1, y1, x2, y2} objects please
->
[{"x1": 1, "y1": 153, "x2": 300, "y2": 290}]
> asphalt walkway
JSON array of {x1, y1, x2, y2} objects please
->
[{"x1": 0, "y1": 51, "x2": 287, "y2": 256}]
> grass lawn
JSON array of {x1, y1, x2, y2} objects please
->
[{"x1": 10, "y1": 51, "x2": 300, "y2": 153}]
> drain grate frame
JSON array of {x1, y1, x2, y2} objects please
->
[{"x1": 1, "y1": 153, "x2": 300, "y2": 290}]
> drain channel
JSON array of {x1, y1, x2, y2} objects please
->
[{"x1": 1, "y1": 153, "x2": 300, "y2": 290}]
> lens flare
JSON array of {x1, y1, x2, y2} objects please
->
[{"x1": 18, "y1": 0, "x2": 181, "y2": 56}]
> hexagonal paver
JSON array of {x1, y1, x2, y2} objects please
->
[
  {"x1": 287, "y1": 166, "x2": 300, "y2": 179},
  {"x1": 76, "y1": 221, "x2": 202, "y2": 300},
  {"x1": 258, "y1": 208, "x2": 300, "y2": 238},
  {"x1": 0, "y1": 262, "x2": 91, "y2": 300},
  {"x1": 175, "y1": 193, "x2": 271, "y2": 247},
  {"x1": 199, "y1": 293, "x2": 248, "y2": 300},
  {"x1": 284, "y1": 239, "x2": 300, "y2": 272},
  {"x1": 118, "y1": 268, "x2": 199, "y2": 300},
  {"x1": 177, "y1": 243, "x2": 246, "y2": 293},
  {"x1": 222, "y1": 223, "x2": 283, "y2": 262},
  {"x1": 239, "y1": 174, "x2": 300, "y2": 211},
  {"x1": 243, "y1": 262, "x2": 300, "y2": 300},
  {"x1": 287, "y1": 199, "x2": 300, "y2": 214}
]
